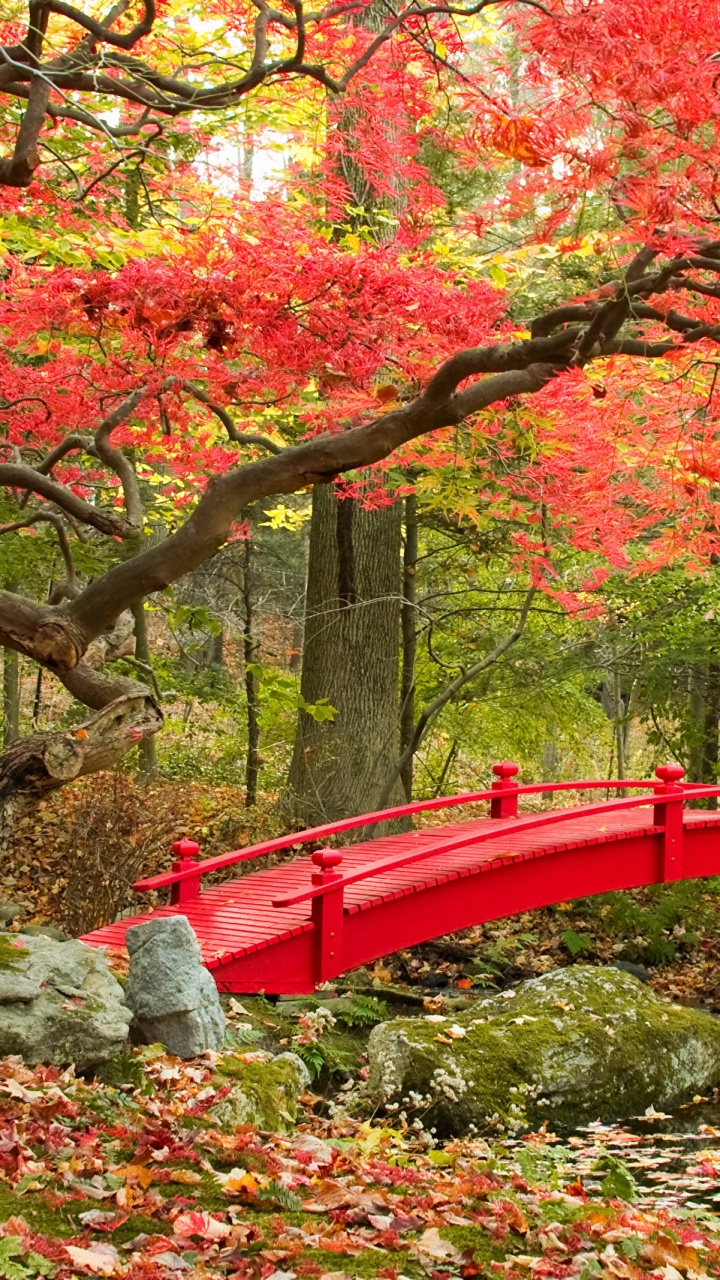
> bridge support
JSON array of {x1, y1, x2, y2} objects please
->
[
  {"x1": 653, "y1": 764, "x2": 685, "y2": 882},
  {"x1": 170, "y1": 839, "x2": 201, "y2": 904},
  {"x1": 490, "y1": 761, "x2": 519, "y2": 818},
  {"x1": 310, "y1": 848, "x2": 344, "y2": 983}
]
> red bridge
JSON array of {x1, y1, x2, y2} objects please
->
[{"x1": 82, "y1": 763, "x2": 720, "y2": 994}]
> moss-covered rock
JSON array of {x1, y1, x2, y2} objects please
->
[
  {"x1": 209, "y1": 1051, "x2": 310, "y2": 1131},
  {"x1": 366, "y1": 965, "x2": 720, "y2": 1135},
  {"x1": 0, "y1": 934, "x2": 131, "y2": 1070}
]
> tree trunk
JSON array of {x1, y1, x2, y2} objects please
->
[
  {"x1": 243, "y1": 535, "x2": 261, "y2": 808},
  {"x1": 0, "y1": 691, "x2": 162, "y2": 848},
  {"x1": 700, "y1": 663, "x2": 720, "y2": 808},
  {"x1": 285, "y1": 483, "x2": 406, "y2": 826},
  {"x1": 212, "y1": 626, "x2": 224, "y2": 666},
  {"x1": 2, "y1": 648, "x2": 20, "y2": 747},
  {"x1": 400, "y1": 492, "x2": 418, "y2": 801},
  {"x1": 132, "y1": 600, "x2": 158, "y2": 781}
]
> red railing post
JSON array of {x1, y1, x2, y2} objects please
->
[
  {"x1": 170, "y1": 838, "x2": 201, "y2": 905},
  {"x1": 653, "y1": 764, "x2": 685, "y2": 882},
  {"x1": 490, "y1": 760, "x2": 520, "y2": 819},
  {"x1": 310, "y1": 848, "x2": 344, "y2": 984}
]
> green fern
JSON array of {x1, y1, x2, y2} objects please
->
[
  {"x1": 258, "y1": 1179, "x2": 305, "y2": 1212},
  {"x1": 560, "y1": 929, "x2": 594, "y2": 957},
  {"x1": 224, "y1": 1024, "x2": 262, "y2": 1049},
  {"x1": 0, "y1": 1237, "x2": 57, "y2": 1279},
  {"x1": 335, "y1": 995, "x2": 388, "y2": 1028},
  {"x1": 294, "y1": 1041, "x2": 329, "y2": 1079}
]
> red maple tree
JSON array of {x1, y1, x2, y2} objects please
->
[{"x1": 2, "y1": 0, "x2": 720, "y2": 823}]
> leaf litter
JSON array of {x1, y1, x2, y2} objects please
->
[{"x1": 0, "y1": 1051, "x2": 718, "y2": 1279}]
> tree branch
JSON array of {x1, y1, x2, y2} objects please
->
[
  {"x1": 178, "y1": 381, "x2": 283, "y2": 454},
  {"x1": 0, "y1": 462, "x2": 135, "y2": 536},
  {"x1": 0, "y1": 510, "x2": 78, "y2": 601},
  {"x1": 374, "y1": 587, "x2": 537, "y2": 809}
]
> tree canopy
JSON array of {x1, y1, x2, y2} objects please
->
[{"x1": 4, "y1": 0, "x2": 720, "y2": 822}]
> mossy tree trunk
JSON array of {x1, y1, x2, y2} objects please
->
[
  {"x1": 242, "y1": 533, "x2": 261, "y2": 809},
  {"x1": 2, "y1": 649, "x2": 20, "y2": 748},
  {"x1": 400, "y1": 492, "x2": 418, "y2": 801}
]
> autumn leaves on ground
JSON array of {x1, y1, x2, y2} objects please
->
[{"x1": 3, "y1": 1045, "x2": 720, "y2": 1280}]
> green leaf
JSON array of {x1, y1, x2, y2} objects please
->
[
  {"x1": 594, "y1": 1152, "x2": 637, "y2": 1203},
  {"x1": 618, "y1": 1236, "x2": 644, "y2": 1259},
  {"x1": 298, "y1": 695, "x2": 337, "y2": 722},
  {"x1": 560, "y1": 929, "x2": 594, "y2": 956},
  {"x1": 428, "y1": 1149, "x2": 454, "y2": 1165}
]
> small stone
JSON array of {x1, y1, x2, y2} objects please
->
[
  {"x1": 610, "y1": 959, "x2": 652, "y2": 984},
  {"x1": 209, "y1": 1051, "x2": 310, "y2": 1131},
  {"x1": 124, "y1": 916, "x2": 225, "y2": 1059},
  {"x1": 0, "y1": 902, "x2": 23, "y2": 924},
  {"x1": 21, "y1": 924, "x2": 68, "y2": 941}
]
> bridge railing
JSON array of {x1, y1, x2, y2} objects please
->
[
  {"x1": 133, "y1": 760, "x2": 719, "y2": 910},
  {"x1": 273, "y1": 768, "x2": 720, "y2": 982}
]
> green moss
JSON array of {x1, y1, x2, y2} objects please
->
[
  {"x1": 221, "y1": 995, "x2": 380, "y2": 1083},
  {"x1": 0, "y1": 1184, "x2": 160, "y2": 1242},
  {"x1": 439, "y1": 1224, "x2": 509, "y2": 1262},
  {"x1": 211, "y1": 1055, "x2": 305, "y2": 1132},
  {"x1": 0, "y1": 935, "x2": 28, "y2": 971},
  {"x1": 301, "y1": 1246, "x2": 410, "y2": 1277}
]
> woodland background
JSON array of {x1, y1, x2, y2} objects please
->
[{"x1": 3, "y1": 0, "x2": 720, "y2": 973}]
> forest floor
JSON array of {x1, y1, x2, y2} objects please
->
[
  {"x1": 3, "y1": 1046, "x2": 720, "y2": 1280},
  {"x1": 5, "y1": 777, "x2": 720, "y2": 1275}
]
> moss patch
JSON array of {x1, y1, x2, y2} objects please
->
[
  {"x1": 0, "y1": 935, "x2": 28, "y2": 971},
  {"x1": 211, "y1": 1054, "x2": 307, "y2": 1132}
]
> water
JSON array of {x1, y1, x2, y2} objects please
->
[{"x1": 502, "y1": 1101, "x2": 720, "y2": 1216}]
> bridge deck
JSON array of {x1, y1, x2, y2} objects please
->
[{"x1": 82, "y1": 808, "x2": 720, "y2": 989}]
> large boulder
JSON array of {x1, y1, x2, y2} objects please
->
[
  {"x1": 367, "y1": 965, "x2": 720, "y2": 1134},
  {"x1": 124, "y1": 915, "x2": 225, "y2": 1058},
  {"x1": 0, "y1": 933, "x2": 131, "y2": 1070}
]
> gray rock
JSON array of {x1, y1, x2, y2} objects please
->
[
  {"x1": 367, "y1": 965, "x2": 720, "y2": 1135},
  {"x1": 610, "y1": 959, "x2": 652, "y2": 984},
  {"x1": 0, "y1": 974, "x2": 42, "y2": 1003},
  {"x1": 0, "y1": 933, "x2": 131, "y2": 1069},
  {"x1": 125, "y1": 915, "x2": 225, "y2": 1058},
  {"x1": 21, "y1": 924, "x2": 68, "y2": 941},
  {"x1": 0, "y1": 902, "x2": 23, "y2": 924}
]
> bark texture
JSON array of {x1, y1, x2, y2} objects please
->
[
  {"x1": 0, "y1": 691, "x2": 162, "y2": 847},
  {"x1": 285, "y1": 484, "x2": 407, "y2": 826}
]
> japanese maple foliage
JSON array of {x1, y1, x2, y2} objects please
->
[{"x1": 5, "y1": 0, "x2": 720, "y2": 808}]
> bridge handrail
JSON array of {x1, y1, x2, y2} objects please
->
[
  {"x1": 271, "y1": 784, "x2": 720, "y2": 908},
  {"x1": 133, "y1": 773, "x2": 707, "y2": 895},
  {"x1": 134, "y1": 776, "x2": 660, "y2": 893}
]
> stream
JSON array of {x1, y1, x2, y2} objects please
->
[{"x1": 502, "y1": 1103, "x2": 720, "y2": 1217}]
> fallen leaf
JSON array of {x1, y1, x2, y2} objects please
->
[
  {"x1": 173, "y1": 1210, "x2": 230, "y2": 1240},
  {"x1": 214, "y1": 1168, "x2": 259, "y2": 1196},
  {"x1": 65, "y1": 1242, "x2": 119, "y2": 1275},
  {"x1": 411, "y1": 1226, "x2": 462, "y2": 1270}
]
